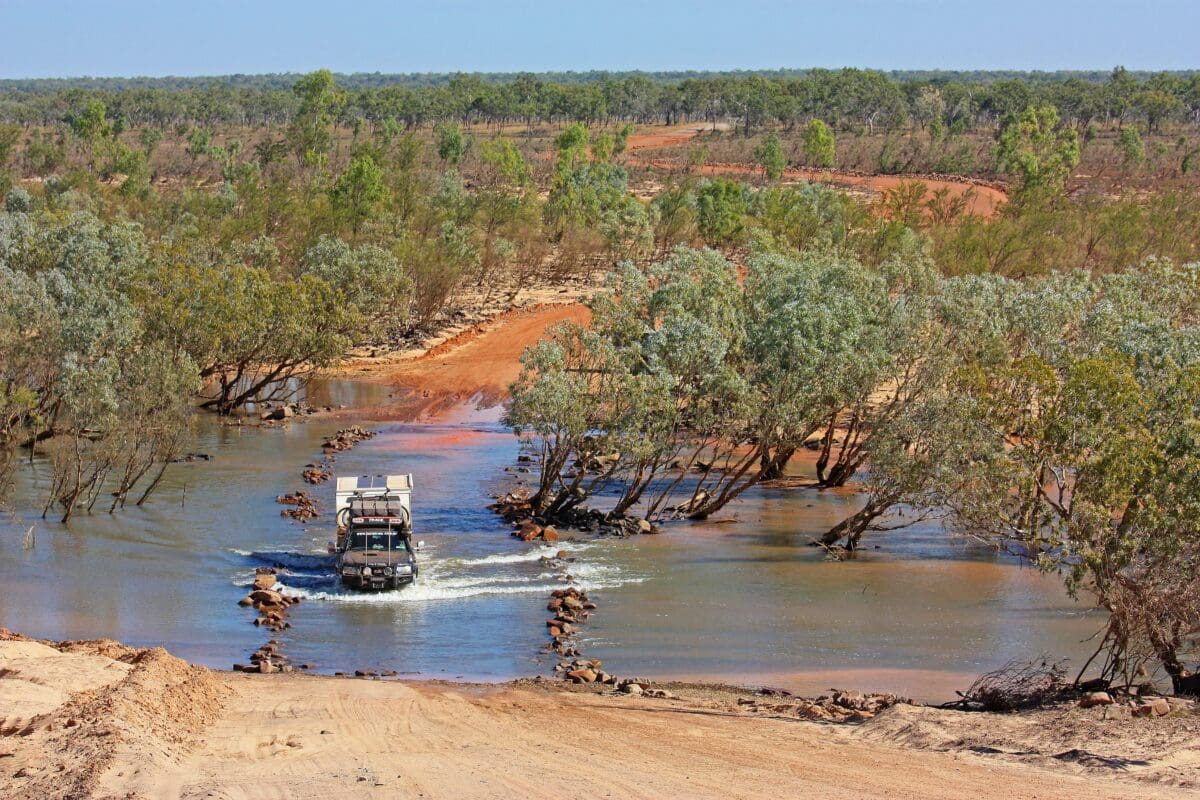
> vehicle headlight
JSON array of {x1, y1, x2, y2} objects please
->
[
  {"x1": 382, "y1": 566, "x2": 394, "y2": 576},
  {"x1": 361, "y1": 566, "x2": 372, "y2": 577},
  {"x1": 342, "y1": 566, "x2": 359, "y2": 575},
  {"x1": 396, "y1": 565, "x2": 413, "y2": 575}
]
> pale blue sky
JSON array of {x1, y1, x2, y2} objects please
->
[{"x1": 0, "y1": 0, "x2": 1196, "y2": 78}]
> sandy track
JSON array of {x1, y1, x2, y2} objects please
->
[
  {"x1": 373, "y1": 303, "x2": 590, "y2": 420},
  {"x1": 624, "y1": 124, "x2": 1008, "y2": 219},
  {"x1": 64, "y1": 671, "x2": 1200, "y2": 800},
  {"x1": 6, "y1": 621, "x2": 1200, "y2": 800},
  {"x1": 61, "y1": 665, "x2": 1187, "y2": 800}
]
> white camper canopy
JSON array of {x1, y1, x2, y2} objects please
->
[{"x1": 335, "y1": 474, "x2": 413, "y2": 527}]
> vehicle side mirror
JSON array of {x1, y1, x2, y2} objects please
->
[{"x1": 327, "y1": 542, "x2": 336, "y2": 553}]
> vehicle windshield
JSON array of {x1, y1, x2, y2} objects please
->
[{"x1": 347, "y1": 531, "x2": 407, "y2": 552}]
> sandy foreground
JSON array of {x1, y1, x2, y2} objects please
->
[{"x1": 2, "y1": 632, "x2": 1198, "y2": 800}]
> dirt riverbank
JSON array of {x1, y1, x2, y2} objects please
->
[{"x1": 2, "y1": 631, "x2": 1198, "y2": 800}]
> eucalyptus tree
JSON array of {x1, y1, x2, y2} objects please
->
[
  {"x1": 141, "y1": 241, "x2": 358, "y2": 415},
  {"x1": 288, "y1": 69, "x2": 346, "y2": 169},
  {"x1": 995, "y1": 106, "x2": 1080, "y2": 199},
  {"x1": 802, "y1": 119, "x2": 836, "y2": 168},
  {"x1": 904, "y1": 263, "x2": 1200, "y2": 692},
  {"x1": 330, "y1": 153, "x2": 388, "y2": 237},
  {"x1": 0, "y1": 210, "x2": 199, "y2": 520},
  {"x1": 472, "y1": 136, "x2": 539, "y2": 286},
  {"x1": 543, "y1": 122, "x2": 651, "y2": 264},
  {"x1": 298, "y1": 235, "x2": 411, "y2": 340},
  {"x1": 509, "y1": 248, "x2": 745, "y2": 519},
  {"x1": 507, "y1": 322, "x2": 639, "y2": 517},
  {"x1": 672, "y1": 250, "x2": 892, "y2": 517},
  {"x1": 434, "y1": 121, "x2": 467, "y2": 165},
  {"x1": 509, "y1": 246, "x2": 907, "y2": 521},
  {"x1": 695, "y1": 179, "x2": 747, "y2": 246},
  {"x1": 754, "y1": 132, "x2": 786, "y2": 181},
  {"x1": 1119, "y1": 125, "x2": 1145, "y2": 167},
  {"x1": 808, "y1": 252, "x2": 948, "y2": 489}
]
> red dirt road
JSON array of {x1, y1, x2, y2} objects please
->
[
  {"x1": 380, "y1": 303, "x2": 590, "y2": 419},
  {"x1": 625, "y1": 125, "x2": 1007, "y2": 219}
]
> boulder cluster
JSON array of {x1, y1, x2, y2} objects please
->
[
  {"x1": 232, "y1": 569, "x2": 313, "y2": 674},
  {"x1": 736, "y1": 688, "x2": 912, "y2": 723},
  {"x1": 302, "y1": 464, "x2": 331, "y2": 485},
  {"x1": 487, "y1": 455, "x2": 669, "y2": 690},
  {"x1": 516, "y1": 519, "x2": 559, "y2": 542},
  {"x1": 258, "y1": 401, "x2": 332, "y2": 422},
  {"x1": 557, "y1": 658, "x2": 676, "y2": 698},
  {"x1": 301, "y1": 425, "x2": 376, "y2": 486},
  {"x1": 277, "y1": 489, "x2": 320, "y2": 522},
  {"x1": 546, "y1": 585, "x2": 595, "y2": 653},
  {"x1": 334, "y1": 668, "x2": 400, "y2": 678},
  {"x1": 322, "y1": 425, "x2": 376, "y2": 453},
  {"x1": 536, "y1": 551, "x2": 675, "y2": 698},
  {"x1": 1077, "y1": 690, "x2": 1193, "y2": 718}
]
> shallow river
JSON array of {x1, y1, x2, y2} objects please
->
[{"x1": 0, "y1": 382, "x2": 1099, "y2": 700}]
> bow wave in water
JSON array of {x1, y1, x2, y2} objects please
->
[{"x1": 234, "y1": 540, "x2": 643, "y2": 604}]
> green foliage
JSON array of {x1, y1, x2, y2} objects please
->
[
  {"x1": 0, "y1": 68, "x2": 1196, "y2": 140},
  {"x1": 25, "y1": 130, "x2": 66, "y2": 176},
  {"x1": 186, "y1": 128, "x2": 212, "y2": 161},
  {"x1": 650, "y1": 183, "x2": 698, "y2": 251},
  {"x1": 934, "y1": 264, "x2": 1200, "y2": 688},
  {"x1": 928, "y1": 116, "x2": 945, "y2": 144},
  {"x1": 542, "y1": 123, "x2": 643, "y2": 261},
  {"x1": 510, "y1": 246, "x2": 920, "y2": 519},
  {"x1": 753, "y1": 132, "x2": 786, "y2": 181},
  {"x1": 750, "y1": 182, "x2": 867, "y2": 255},
  {"x1": 929, "y1": 190, "x2": 1200, "y2": 277},
  {"x1": 67, "y1": 99, "x2": 112, "y2": 141},
  {"x1": 141, "y1": 249, "x2": 359, "y2": 415},
  {"x1": 0, "y1": 123, "x2": 20, "y2": 168},
  {"x1": 802, "y1": 119, "x2": 836, "y2": 168},
  {"x1": 137, "y1": 126, "x2": 163, "y2": 157},
  {"x1": 398, "y1": 220, "x2": 480, "y2": 323},
  {"x1": 995, "y1": 106, "x2": 1080, "y2": 198},
  {"x1": 4, "y1": 187, "x2": 31, "y2": 213},
  {"x1": 478, "y1": 137, "x2": 530, "y2": 187},
  {"x1": 695, "y1": 179, "x2": 747, "y2": 246},
  {"x1": 298, "y1": 235, "x2": 411, "y2": 340},
  {"x1": 553, "y1": 122, "x2": 589, "y2": 169},
  {"x1": 330, "y1": 153, "x2": 387, "y2": 235},
  {"x1": 1119, "y1": 125, "x2": 1145, "y2": 166},
  {"x1": 0, "y1": 209, "x2": 198, "y2": 518},
  {"x1": 288, "y1": 69, "x2": 346, "y2": 168},
  {"x1": 434, "y1": 121, "x2": 467, "y2": 165}
]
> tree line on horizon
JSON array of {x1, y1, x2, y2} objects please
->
[{"x1": 1, "y1": 67, "x2": 1198, "y2": 134}]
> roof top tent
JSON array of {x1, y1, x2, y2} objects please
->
[{"x1": 335, "y1": 474, "x2": 413, "y2": 529}]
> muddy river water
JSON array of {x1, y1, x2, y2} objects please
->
[{"x1": 0, "y1": 382, "x2": 1099, "y2": 701}]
